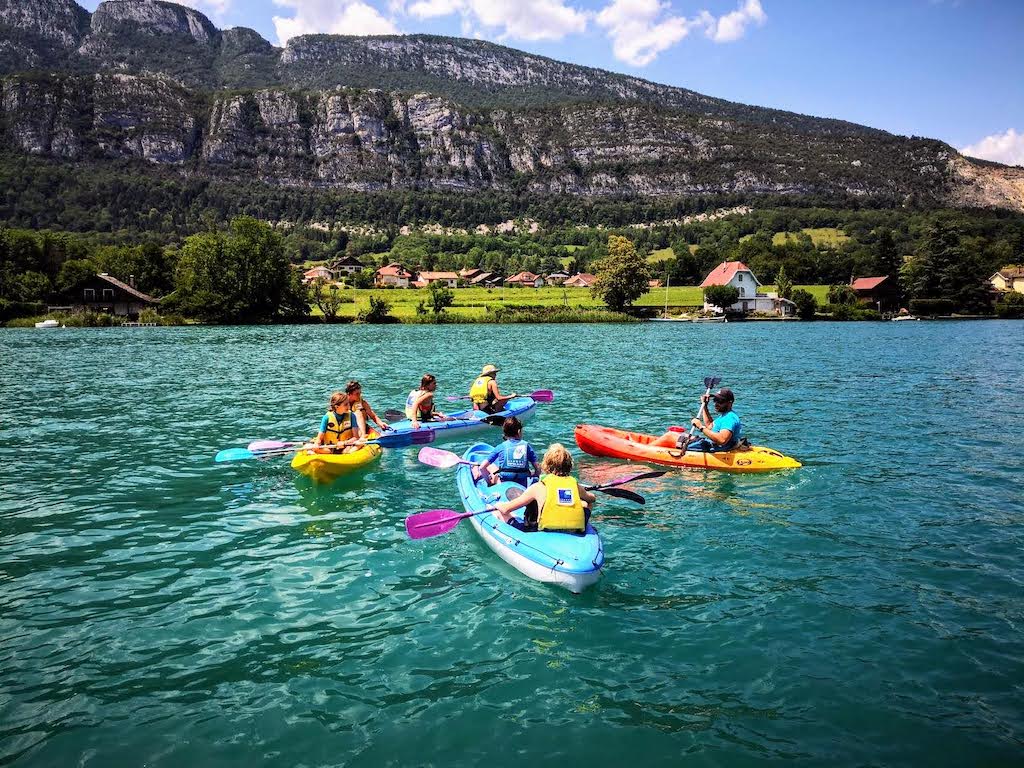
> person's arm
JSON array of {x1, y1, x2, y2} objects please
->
[
  {"x1": 699, "y1": 395, "x2": 713, "y2": 427},
  {"x1": 490, "y1": 380, "x2": 517, "y2": 404},
  {"x1": 362, "y1": 400, "x2": 389, "y2": 431},
  {"x1": 492, "y1": 483, "x2": 543, "y2": 522},
  {"x1": 410, "y1": 391, "x2": 431, "y2": 429},
  {"x1": 690, "y1": 417, "x2": 733, "y2": 446},
  {"x1": 313, "y1": 414, "x2": 329, "y2": 446},
  {"x1": 580, "y1": 487, "x2": 598, "y2": 505},
  {"x1": 476, "y1": 446, "x2": 502, "y2": 478}
]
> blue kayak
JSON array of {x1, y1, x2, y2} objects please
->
[
  {"x1": 386, "y1": 396, "x2": 536, "y2": 445},
  {"x1": 456, "y1": 443, "x2": 604, "y2": 593}
]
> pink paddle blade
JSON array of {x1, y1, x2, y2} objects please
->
[
  {"x1": 528, "y1": 390, "x2": 554, "y2": 402},
  {"x1": 417, "y1": 447, "x2": 465, "y2": 469},
  {"x1": 405, "y1": 509, "x2": 472, "y2": 539}
]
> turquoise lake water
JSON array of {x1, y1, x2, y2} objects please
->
[{"x1": 1, "y1": 322, "x2": 1022, "y2": 766}]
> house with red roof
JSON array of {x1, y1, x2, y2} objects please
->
[
  {"x1": 564, "y1": 273, "x2": 596, "y2": 288},
  {"x1": 506, "y1": 271, "x2": 544, "y2": 288},
  {"x1": 850, "y1": 275, "x2": 900, "y2": 312},
  {"x1": 376, "y1": 263, "x2": 412, "y2": 288},
  {"x1": 700, "y1": 261, "x2": 795, "y2": 316},
  {"x1": 302, "y1": 266, "x2": 336, "y2": 284}
]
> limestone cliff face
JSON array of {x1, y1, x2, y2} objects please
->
[{"x1": 0, "y1": 0, "x2": 1020, "y2": 213}]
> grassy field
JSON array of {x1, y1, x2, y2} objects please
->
[
  {"x1": 740, "y1": 228, "x2": 849, "y2": 248},
  {"x1": 646, "y1": 247, "x2": 675, "y2": 264},
  {"x1": 310, "y1": 284, "x2": 831, "y2": 320}
]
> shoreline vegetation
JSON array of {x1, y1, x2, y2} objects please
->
[{"x1": 3, "y1": 207, "x2": 1022, "y2": 327}]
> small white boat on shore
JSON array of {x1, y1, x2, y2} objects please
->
[
  {"x1": 692, "y1": 316, "x2": 727, "y2": 324},
  {"x1": 34, "y1": 319, "x2": 61, "y2": 329},
  {"x1": 892, "y1": 314, "x2": 919, "y2": 322}
]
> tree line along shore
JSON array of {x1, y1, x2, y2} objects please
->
[{"x1": 2, "y1": 205, "x2": 1022, "y2": 326}]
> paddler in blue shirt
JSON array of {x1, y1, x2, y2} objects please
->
[
  {"x1": 469, "y1": 364, "x2": 517, "y2": 414},
  {"x1": 474, "y1": 416, "x2": 540, "y2": 486},
  {"x1": 678, "y1": 387, "x2": 742, "y2": 451}
]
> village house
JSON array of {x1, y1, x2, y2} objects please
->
[
  {"x1": 376, "y1": 263, "x2": 413, "y2": 288},
  {"x1": 990, "y1": 266, "x2": 1024, "y2": 294},
  {"x1": 470, "y1": 271, "x2": 503, "y2": 287},
  {"x1": 850, "y1": 275, "x2": 901, "y2": 312},
  {"x1": 414, "y1": 271, "x2": 460, "y2": 288},
  {"x1": 302, "y1": 266, "x2": 335, "y2": 285},
  {"x1": 71, "y1": 273, "x2": 159, "y2": 317},
  {"x1": 545, "y1": 271, "x2": 570, "y2": 285},
  {"x1": 506, "y1": 271, "x2": 544, "y2": 288},
  {"x1": 331, "y1": 255, "x2": 364, "y2": 276},
  {"x1": 564, "y1": 273, "x2": 597, "y2": 288},
  {"x1": 459, "y1": 268, "x2": 483, "y2": 281},
  {"x1": 700, "y1": 261, "x2": 795, "y2": 316}
]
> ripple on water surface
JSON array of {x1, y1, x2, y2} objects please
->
[{"x1": 1, "y1": 322, "x2": 1022, "y2": 766}]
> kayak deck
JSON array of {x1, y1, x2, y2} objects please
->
[
  {"x1": 575, "y1": 424, "x2": 801, "y2": 472},
  {"x1": 455, "y1": 443, "x2": 603, "y2": 593}
]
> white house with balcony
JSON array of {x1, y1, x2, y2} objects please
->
[{"x1": 700, "y1": 261, "x2": 795, "y2": 316}]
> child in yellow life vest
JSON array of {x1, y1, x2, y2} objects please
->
[
  {"x1": 313, "y1": 391, "x2": 358, "y2": 453},
  {"x1": 491, "y1": 443, "x2": 596, "y2": 533}
]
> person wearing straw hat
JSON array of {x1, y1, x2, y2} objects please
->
[{"x1": 469, "y1": 364, "x2": 517, "y2": 414}]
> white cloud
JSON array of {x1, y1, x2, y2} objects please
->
[
  {"x1": 960, "y1": 129, "x2": 1024, "y2": 167},
  {"x1": 596, "y1": 0, "x2": 767, "y2": 67},
  {"x1": 273, "y1": 0, "x2": 400, "y2": 45},
  {"x1": 407, "y1": 0, "x2": 587, "y2": 42},
  {"x1": 596, "y1": 0, "x2": 699, "y2": 67},
  {"x1": 704, "y1": 0, "x2": 766, "y2": 43}
]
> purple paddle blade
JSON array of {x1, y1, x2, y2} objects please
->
[
  {"x1": 528, "y1": 390, "x2": 554, "y2": 402},
  {"x1": 405, "y1": 509, "x2": 473, "y2": 539},
  {"x1": 417, "y1": 447, "x2": 465, "y2": 469}
]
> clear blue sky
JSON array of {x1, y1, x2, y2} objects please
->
[{"x1": 78, "y1": 0, "x2": 1024, "y2": 164}]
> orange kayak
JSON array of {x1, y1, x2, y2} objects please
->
[{"x1": 574, "y1": 424, "x2": 801, "y2": 473}]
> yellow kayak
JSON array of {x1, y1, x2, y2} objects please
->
[{"x1": 290, "y1": 432, "x2": 382, "y2": 483}]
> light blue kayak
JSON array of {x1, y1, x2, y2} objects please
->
[
  {"x1": 386, "y1": 396, "x2": 536, "y2": 445},
  {"x1": 456, "y1": 443, "x2": 604, "y2": 593}
]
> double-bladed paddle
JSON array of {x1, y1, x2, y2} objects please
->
[
  {"x1": 444, "y1": 389, "x2": 554, "y2": 403},
  {"x1": 215, "y1": 430, "x2": 435, "y2": 462}
]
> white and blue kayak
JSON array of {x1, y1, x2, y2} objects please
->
[
  {"x1": 386, "y1": 396, "x2": 536, "y2": 445},
  {"x1": 456, "y1": 443, "x2": 604, "y2": 593}
]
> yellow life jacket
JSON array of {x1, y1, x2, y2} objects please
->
[
  {"x1": 322, "y1": 410, "x2": 355, "y2": 445},
  {"x1": 538, "y1": 474, "x2": 586, "y2": 533},
  {"x1": 470, "y1": 375, "x2": 493, "y2": 406}
]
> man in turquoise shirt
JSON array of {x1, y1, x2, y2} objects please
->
[{"x1": 681, "y1": 387, "x2": 742, "y2": 452}]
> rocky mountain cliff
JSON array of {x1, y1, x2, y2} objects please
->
[{"x1": 1, "y1": 0, "x2": 1022, "y2": 213}]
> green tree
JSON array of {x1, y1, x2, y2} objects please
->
[
  {"x1": 358, "y1": 296, "x2": 394, "y2": 323},
  {"x1": 995, "y1": 291, "x2": 1024, "y2": 318},
  {"x1": 57, "y1": 258, "x2": 99, "y2": 294},
  {"x1": 791, "y1": 288, "x2": 818, "y2": 320},
  {"x1": 703, "y1": 284, "x2": 739, "y2": 310},
  {"x1": 311, "y1": 277, "x2": 344, "y2": 322},
  {"x1": 172, "y1": 217, "x2": 308, "y2": 323},
  {"x1": 351, "y1": 268, "x2": 375, "y2": 289},
  {"x1": 11, "y1": 271, "x2": 51, "y2": 302},
  {"x1": 774, "y1": 265, "x2": 793, "y2": 299},
  {"x1": 827, "y1": 284, "x2": 858, "y2": 305},
  {"x1": 428, "y1": 283, "x2": 455, "y2": 316},
  {"x1": 591, "y1": 235, "x2": 650, "y2": 311}
]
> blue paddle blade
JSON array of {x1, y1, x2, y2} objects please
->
[{"x1": 215, "y1": 447, "x2": 256, "y2": 462}]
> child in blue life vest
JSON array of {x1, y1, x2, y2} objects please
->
[{"x1": 474, "y1": 416, "x2": 539, "y2": 486}]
